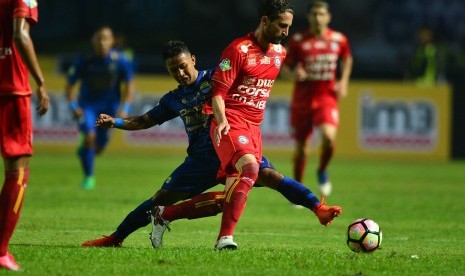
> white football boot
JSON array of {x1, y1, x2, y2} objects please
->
[
  {"x1": 214, "y1": 235, "x2": 238, "y2": 250},
  {"x1": 149, "y1": 206, "x2": 170, "y2": 248}
]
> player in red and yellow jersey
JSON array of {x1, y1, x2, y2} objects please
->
[
  {"x1": 203, "y1": 0, "x2": 294, "y2": 250},
  {"x1": 0, "y1": 0, "x2": 49, "y2": 271},
  {"x1": 282, "y1": 0, "x2": 353, "y2": 197}
]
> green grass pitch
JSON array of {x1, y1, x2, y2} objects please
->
[{"x1": 3, "y1": 149, "x2": 465, "y2": 275}]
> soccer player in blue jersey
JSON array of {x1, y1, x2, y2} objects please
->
[
  {"x1": 81, "y1": 40, "x2": 341, "y2": 248},
  {"x1": 65, "y1": 26, "x2": 135, "y2": 190}
]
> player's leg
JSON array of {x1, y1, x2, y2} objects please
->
[
  {"x1": 315, "y1": 106, "x2": 338, "y2": 196},
  {"x1": 290, "y1": 107, "x2": 314, "y2": 184},
  {"x1": 149, "y1": 154, "x2": 221, "y2": 248},
  {"x1": 256, "y1": 167, "x2": 341, "y2": 226},
  {"x1": 0, "y1": 96, "x2": 32, "y2": 271},
  {"x1": 215, "y1": 154, "x2": 259, "y2": 250},
  {"x1": 77, "y1": 107, "x2": 98, "y2": 190},
  {"x1": 82, "y1": 189, "x2": 191, "y2": 247}
]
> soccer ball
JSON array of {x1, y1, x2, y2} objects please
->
[{"x1": 347, "y1": 218, "x2": 382, "y2": 253}]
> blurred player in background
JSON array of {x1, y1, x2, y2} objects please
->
[
  {"x1": 282, "y1": 0, "x2": 352, "y2": 197},
  {"x1": 203, "y1": 0, "x2": 295, "y2": 250},
  {"x1": 65, "y1": 26, "x2": 135, "y2": 190},
  {"x1": 81, "y1": 40, "x2": 341, "y2": 249},
  {"x1": 0, "y1": 0, "x2": 50, "y2": 270}
]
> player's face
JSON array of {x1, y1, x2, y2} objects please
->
[
  {"x1": 263, "y1": 11, "x2": 294, "y2": 44},
  {"x1": 165, "y1": 53, "x2": 197, "y2": 86},
  {"x1": 308, "y1": 7, "x2": 331, "y2": 33},
  {"x1": 92, "y1": 28, "x2": 114, "y2": 57}
]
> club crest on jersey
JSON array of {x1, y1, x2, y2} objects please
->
[
  {"x1": 219, "y1": 59, "x2": 231, "y2": 71},
  {"x1": 23, "y1": 0, "x2": 38, "y2": 8},
  {"x1": 238, "y1": 135, "x2": 249, "y2": 145},
  {"x1": 274, "y1": 57, "x2": 281, "y2": 68}
]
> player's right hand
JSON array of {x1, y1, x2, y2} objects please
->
[
  {"x1": 214, "y1": 121, "x2": 230, "y2": 146},
  {"x1": 295, "y1": 62, "x2": 307, "y2": 82},
  {"x1": 95, "y1": 113, "x2": 114, "y2": 128}
]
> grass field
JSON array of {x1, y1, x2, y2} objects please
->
[{"x1": 3, "y1": 149, "x2": 465, "y2": 275}]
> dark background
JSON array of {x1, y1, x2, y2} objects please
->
[
  {"x1": 33, "y1": 0, "x2": 465, "y2": 78},
  {"x1": 31, "y1": 0, "x2": 465, "y2": 158}
]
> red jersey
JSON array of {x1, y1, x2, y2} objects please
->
[
  {"x1": 0, "y1": 0, "x2": 39, "y2": 96},
  {"x1": 286, "y1": 28, "x2": 351, "y2": 107},
  {"x1": 204, "y1": 32, "x2": 286, "y2": 124}
]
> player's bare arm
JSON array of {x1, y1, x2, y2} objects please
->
[
  {"x1": 211, "y1": 95, "x2": 229, "y2": 145},
  {"x1": 95, "y1": 114, "x2": 156, "y2": 130},
  {"x1": 13, "y1": 18, "x2": 49, "y2": 116},
  {"x1": 335, "y1": 56, "x2": 353, "y2": 99},
  {"x1": 65, "y1": 83, "x2": 83, "y2": 119},
  {"x1": 117, "y1": 79, "x2": 135, "y2": 117}
]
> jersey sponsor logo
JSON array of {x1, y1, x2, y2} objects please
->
[
  {"x1": 302, "y1": 42, "x2": 312, "y2": 50},
  {"x1": 256, "y1": 79, "x2": 274, "y2": 88},
  {"x1": 314, "y1": 41, "x2": 327, "y2": 49},
  {"x1": 0, "y1": 48, "x2": 13, "y2": 59},
  {"x1": 231, "y1": 94, "x2": 267, "y2": 109},
  {"x1": 359, "y1": 93, "x2": 437, "y2": 151},
  {"x1": 243, "y1": 77, "x2": 257, "y2": 85},
  {"x1": 247, "y1": 58, "x2": 257, "y2": 66},
  {"x1": 274, "y1": 57, "x2": 281, "y2": 68},
  {"x1": 238, "y1": 135, "x2": 249, "y2": 145},
  {"x1": 260, "y1": 56, "x2": 271, "y2": 65},
  {"x1": 219, "y1": 59, "x2": 231, "y2": 71},
  {"x1": 237, "y1": 85, "x2": 270, "y2": 97},
  {"x1": 22, "y1": 0, "x2": 38, "y2": 8}
]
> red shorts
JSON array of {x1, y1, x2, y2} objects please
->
[
  {"x1": 0, "y1": 95, "x2": 33, "y2": 158},
  {"x1": 211, "y1": 113, "x2": 262, "y2": 179},
  {"x1": 290, "y1": 101, "x2": 339, "y2": 141}
]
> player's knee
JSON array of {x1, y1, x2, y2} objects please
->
[
  {"x1": 240, "y1": 162, "x2": 259, "y2": 182},
  {"x1": 257, "y1": 168, "x2": 284, "y2": 189}
]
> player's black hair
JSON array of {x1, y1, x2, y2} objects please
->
[
  {"x1": 162, "y1": 40, "x2": 191, "y2": 61},
  {"x1": 307, "y1": 0, "x2": 330, "y2": 13},
  {"x1": 258, "y1": 0, "x2": 294, "y2": 21}
]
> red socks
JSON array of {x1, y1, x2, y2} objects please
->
[
  {"x1": 161, "y1": 191, "x2": 224, "y2": 221},
  {"x1": 218, "y1": 163, "x2": 259, "y2": 239},
  {"x1": 0, "y1": 168, "x2": 29, "y2": 256}
]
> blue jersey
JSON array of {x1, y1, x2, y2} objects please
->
[
  {"x1": 67, "y1": 50, "x2": 134, "y2": 105},
  {"x1": 144, "y1": 68, "x2": 274, "y2": 194},
  {"x1": 146, "y1": 68, "x2": 216, "y2": 157}
]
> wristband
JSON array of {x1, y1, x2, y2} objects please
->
[
  {"x1": 122, "y1": 103, "x2": 131, "y2": 113},
  {"x1": 69, "y1": 101, "x2": 79, "y2": 111},
  {"x1": 114, "y1": 118, "x2": 124, "y2": 129}
]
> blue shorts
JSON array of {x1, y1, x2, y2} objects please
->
[
  {"x1": 161, "y1": 154, "x2": 274, "y2": 194},
  {"x1": 78, "y1": 101, "x2": 119, "y2": 148}
]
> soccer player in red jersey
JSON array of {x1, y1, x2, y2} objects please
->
[
  {"x1": 203, "y1": 0, "x2": 294, "y2": 250},
  {"x1": 0, "y1": 0, "x2": 50, "y2": 271},
  {"x1": 282, "y1": 1, "x2": 353, "y2": 197}
]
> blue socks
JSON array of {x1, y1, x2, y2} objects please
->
[
  {"x1": 115, "y1": 199, "x2": 152, "y2": 240},
  {"x1": 277, "y1": 176, "x2": 320, "y2": 210},
  {"x1": 78, "y1": 147, "x2": 95, "y2": 177}
]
